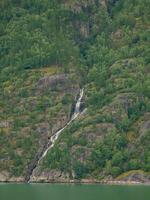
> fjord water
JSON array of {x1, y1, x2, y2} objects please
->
[{"x1": 0, "y1": 184, "x2": 150, "y2": 200}]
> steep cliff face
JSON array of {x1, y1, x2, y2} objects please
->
[
  {"x1": 34, "y1": 0, "x2": 150, "y2": 183},
  {"x1": 0, "y1": 0, "x2": 150, "y2": 183},
  {"x1": 0, "y1": 67, "x2": 80, "y2": 182}
]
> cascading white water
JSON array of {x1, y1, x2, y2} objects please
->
[
  {"x1": 28, "y1": 88, "x2": 84, "y2": 182},
  {"x1": 71, "y1": 88, "x2": 84, "y2": 120},
  {"x1": 41, "y1": 88, "x2": 84, "y2": 159}
]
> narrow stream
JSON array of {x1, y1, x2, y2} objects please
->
[
  {"x1": 39, "y1": 88, "x2": 83, "y2": 160},
  {"x1": 28, "y1": 88, "x2": 84, "y2": 182}
]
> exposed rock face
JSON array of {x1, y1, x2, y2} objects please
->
[
  {"x1": 37, "y1": 74, "x2": 68, "y2": 91},
  {"x1": 63, "y1": 0, "x2": 106, "y2": 12},
  {"x1": 8, "y1": 176, "x2": 25, "y2": 183},
  {"x1": 123, "y1": 173, "x2": 150, "y2": 183},
  {"x1": 116, "y1": 171, "x2": 150, "y2": 184},
  {"x1": 102, "y1": 93, "x2": 138, "y2": 123},
  {"x1": 0, "y1": 171, "x2": 10, "y2": 182},
  {"x1": 0, "y1": 171, "x2": 24, "y2": 183},
  {"x1": 140, "y1": 119, "x2": 150, "y2": 135},
  {"x1": 0, "y1": 121, "x2": 9, "y2": 128},
  {"x1": 30, "y1": 169, "x2": 70, "y2": 183}
]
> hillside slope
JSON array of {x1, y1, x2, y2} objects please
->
[{"x1": 0, "y1": 0, "x2": 150, "y2": 182}]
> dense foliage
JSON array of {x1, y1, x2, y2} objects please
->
[
  {"x1": 43, "y1": 0, "x2": 150, "y2": 180},
  {"x1": 0, "y1": 0, "x2": 150, "y2": 180}
]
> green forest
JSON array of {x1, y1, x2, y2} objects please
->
[{"x1": 0, "y1": 0, "x2": 150, "y2": 182}]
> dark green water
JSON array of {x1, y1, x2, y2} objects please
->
[{"x1": 0, "y1": 184, "x2": 150, "y2": 200}]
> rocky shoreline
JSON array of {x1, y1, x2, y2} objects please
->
[
  {"x1": 0, "y1": 179, "x2": 150, "y2": 185},
  {"x1": 1, "y1": 169, "x2": 150, "y2": 185},
  {"x1": 1, "y1": 177, "x2": 150, "y2": 185},
  {"x1": 29, "y1": 178, "x2": 150, "y2": 185}
]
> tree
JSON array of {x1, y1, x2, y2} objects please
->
[
  {"x1": 73, "y1": 161, "x2": 88, "y2": 179},
  {"x1": 111, "y1": 166, "x2": 121, "y2": 177},
  {"x1": 112, "y1": 151, "x2": 124, "y2": 166}
]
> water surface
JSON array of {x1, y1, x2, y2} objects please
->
[{"x1": 0, "y1": 184, "x2": 150, "y2": 200}]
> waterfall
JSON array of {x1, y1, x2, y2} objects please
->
[
  {"x1": 71, "y1": 88, "x2": 84, "y2": 120},
  {"x1": 40, "y1": 88, "x2": 84, "y2": 160},
  {"x1": 28, "y1": 88, "x2": 84, "y2": 182}
]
